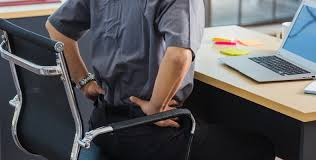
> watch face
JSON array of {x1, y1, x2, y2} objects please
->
[{"x1": 79, "y1": 80, "x2": 85, "y2": 86}]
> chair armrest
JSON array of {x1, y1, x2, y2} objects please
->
[{"x1": 78, "y1": 108, "x2": 196, "y2": 148}]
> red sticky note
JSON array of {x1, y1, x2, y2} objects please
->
[{"x1": 214, "y1": 41, "x2": 237, "y2": 46}]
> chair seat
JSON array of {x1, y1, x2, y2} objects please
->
[{"x1": 79, "y1": 143, "x2": 107, "y2": 160}]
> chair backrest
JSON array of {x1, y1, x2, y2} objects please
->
[{"x1": 0, "y1": 19, "x2": 83, "y2": 160}]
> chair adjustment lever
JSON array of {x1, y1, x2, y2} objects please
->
[
  {"x1": 78, "y1": 126, "x2": 114, "y2": 149},
  {"x1": 9, "y1": 95, "x2": 20, "y2": 108}
]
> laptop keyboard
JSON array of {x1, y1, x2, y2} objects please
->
[{"x1": 249, "y1": 56, "x2": 310, "y2": 76}]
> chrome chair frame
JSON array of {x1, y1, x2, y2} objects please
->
[
  {"x1": 1, "y1": 31, "x2": 83, "y2": 160},
  {"x1": 0, "y1": 20, "x2": 196, "y2": 160}
]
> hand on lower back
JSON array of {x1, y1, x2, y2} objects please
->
[
  {"x1": 129, "y1": 96, "x2": 180, "y2": 128},
  {"x1": 81, "y1": 81, "x2": 105, "y2": 101}
]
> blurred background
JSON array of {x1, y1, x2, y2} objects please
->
[
  {"x1": 207, "y1": 0, "x2": 300, "y2": 26},
  {"x1": 205, "y1": 0, "x2": 302, "y2": 36}
]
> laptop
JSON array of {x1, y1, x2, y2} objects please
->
[{"x1": 220, "y1": 0, "x2": 316, "y2": 82}]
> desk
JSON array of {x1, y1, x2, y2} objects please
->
[
  {"x1": 0, "y1": 1, "x2": 62, "y2": 19},
  {"x1": 192, "y1": 25, "x2": 316, "y2": 160}
]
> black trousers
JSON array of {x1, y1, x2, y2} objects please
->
[{"x1": 89, "y1": 100, "x2": 275, "y2": 160}]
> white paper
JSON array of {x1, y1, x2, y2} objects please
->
[{"x1": 304, "y1": 81, "x2": 316, "y2": 94}]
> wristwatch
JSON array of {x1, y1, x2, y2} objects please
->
[{"x1": 76, "y1": 73, "x2": 96, "y2": 89}]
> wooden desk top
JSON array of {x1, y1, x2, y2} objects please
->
[
  {"x1": 0, "y1": 2, "x2": 62, "y2": 19},
  {"x1": 195, "y1": 25, "x2": 316, "y2": 122}
]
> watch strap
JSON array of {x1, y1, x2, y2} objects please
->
[{"x1": 76, "y1": 73, "x2": 96, "y2": 89}]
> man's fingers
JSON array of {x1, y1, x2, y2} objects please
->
[
  {"x1": 168, "y1": 99, "x2": 178, "y2": 107},
  {"x1": 86, "y1": 94, "x2": 98, "y2": 101},
  {"x1": 96, "y1": 86, "x2": 105, "y2": 95},
  {"x1": 165, "y1": 106, "x2": 177, "y2": 111},
  {"x1": 162, "y1": 106, "x2": 179, "y2": 121},
  {"x1": 129, "y1": 96, "x2": 145, "y2": 107},
  {"x1": 161, "y1": 120, "x2": 180, "y2": 128},
  {"x1": 156, "y1": 119, "x2": 180, "y2": 128},
  {"x1": 129, "y1": 97, "x2": 180, "y2": 128}
]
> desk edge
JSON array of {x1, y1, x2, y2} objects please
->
[
  {"x1": 0, "y1": 8, "x2": 56, "y2": 19},
  {"x1": 194, "y1": 72, "x2": 316, "y2": 122}
]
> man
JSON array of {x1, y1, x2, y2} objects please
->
[{"x1": 46, "y1": 0, "x2": 275, "y2": 159}]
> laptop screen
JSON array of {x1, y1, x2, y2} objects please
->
[{"x1": 283, "y1": 5, "x2": 316, "y2": 63}]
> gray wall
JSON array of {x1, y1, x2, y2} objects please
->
[
  {"x1": 0, "y1": 16, "x2": 94, "y2": 160},
  {"x1": 0, "y1": 124, "x2": 2, "y2": 160}
]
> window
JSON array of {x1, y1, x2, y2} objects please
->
[{"x1": 207, "y1": 0, "x2": 301, "y2": 26}]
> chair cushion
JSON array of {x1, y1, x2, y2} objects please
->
[{"x1": 79, "y1": 143, "x2": 106, "y2": 160}]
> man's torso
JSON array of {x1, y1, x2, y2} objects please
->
[{"x1": 88, "y1": 0, "x2": 195, "y2": 106}]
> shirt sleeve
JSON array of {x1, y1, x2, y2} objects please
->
[
  {"x1": 48, "y1": 0, "x2": 91, "y2": 41},
  {"x1": 156, "y1": 0, "x2": 205, "y2": 60}
]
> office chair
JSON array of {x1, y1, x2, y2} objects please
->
[{"x1": 0, "y1": 19, "x2": 196, "y2": 160}]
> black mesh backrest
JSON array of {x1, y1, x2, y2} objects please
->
[{"x1": 0, "y1": 19, "x2": 81, "y2": 160}]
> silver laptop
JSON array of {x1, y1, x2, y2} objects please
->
[{"x1": 220, "y1": 0, "x2": 316, "y2": 82}]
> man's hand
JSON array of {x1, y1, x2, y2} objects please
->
[
  {"x1": 81, "y1": 81, "x2": 105, "y2": 101},
  {"x1": 129, "y1": 96, "x2": 180, "y2": 128}
]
